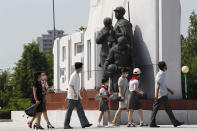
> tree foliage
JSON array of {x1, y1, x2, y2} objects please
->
[
  {"x1": 12, "y1": 42, "x2": 49, "y2": 99},
  {"x1": 181, "y1": 11, "x2": 197, "y2": 98},
  {"x1": 0, "y1": 70, "x2": 12, "y2": 108},
  {"x1": 0, "y1": 42, "x2": 53, "y2": 110}
]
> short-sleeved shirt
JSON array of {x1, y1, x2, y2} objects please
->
[
  {"x1": 155, "y1": 70, "x2": 168, "y2": 98},
  {"x1": 118, "y1": 77, "x2": 129, "y2": 97},
  {"x1": 99, "y1": 85, "x2": 109, "y2": 97},
  {"x1": 67, "y1": 71, "x2": 81, "y2": 100},
  {"x1": 129, "y1": 79, "x2": 139, "y2": 92}
]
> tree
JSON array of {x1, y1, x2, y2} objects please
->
[
  {"x1": 76, "y1": 26, "x2": 87, "y2": 32},
  {"x1": 181, "y1": 11, "x2": 197, "y2": 99},
  {"x1": 0, "y1": 70, "x2": 12, "y2": 108},
  {"x1": 12, "y1": 42, "x2": 49, "y2": 99},
  {"x1": 45, "y1": 49, "x2": 54, "y2": 87}
]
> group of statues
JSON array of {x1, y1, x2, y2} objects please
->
[{"x1": 96, "y1": 6, "x2": 135, "y2": 93}]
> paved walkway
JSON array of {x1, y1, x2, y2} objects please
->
[{"x1": 0, "y1": 122, "x2": 197, "y2": 131}]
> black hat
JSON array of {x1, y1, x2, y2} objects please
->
[
  {"x1": 113, "y1": 6, "x2": 126, "y2": 15},
  {"x1": 102, "y1": 78, "x2": 109, "y2": 84}
]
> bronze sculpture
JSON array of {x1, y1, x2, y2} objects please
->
[
  {"x1": 104, "y1": 36, "x2": 133, "y2": 92},
  {"x1": 114, "y1": 6, "x2": 134, "y2": 48},
  {"x1": 97, "y1": 6, "x2": 135, "y2": 93},
  {"x1": 96, "y1": 17, "x2": 116, "y2": 67}
]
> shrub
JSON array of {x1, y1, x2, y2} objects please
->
[{"x1": 0, "y1": 109, "x2": 12, "y2": 119}]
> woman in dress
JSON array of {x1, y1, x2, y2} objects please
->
[{"x1": 28, "y1": 71, "x2": 44, "y2": 130}]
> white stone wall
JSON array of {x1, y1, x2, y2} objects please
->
[
  {"x1": 53, "y1": 0, "x2": 182, "y2": 99},
  {"x1": 53, "y1": 31, "x2": 84, "y2": 91},
  {"x1": 158, "y1": 0, "x2": 182, "y2": 99}
]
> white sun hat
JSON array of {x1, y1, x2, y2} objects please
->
[{"x1": 133, "y1": 68, "x2": 141, "y2": 75}]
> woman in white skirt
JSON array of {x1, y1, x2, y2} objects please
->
[{"x1": 127, "y1": 68, "x2": 148, "y2": 127}]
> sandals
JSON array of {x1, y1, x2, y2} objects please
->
[
  {"x1": 27, "y1": 121, "x2": 32, "y2": 128},
  {"x1": 33, "y1": 123, "x2": 44, "y2": 130},
  {"x1": 47, "y1": 123, "x2": 55, "y2": 129}
]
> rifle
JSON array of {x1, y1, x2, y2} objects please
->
[
  {"x1": 128, "y1": 0, "x2": 135, "y2": 68},
  {"x1": 111, "y1": 7, "x2": 114, "y2": 23}
]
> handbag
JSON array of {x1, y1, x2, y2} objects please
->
[
  {"x1": 110, "y1": 87, "x2": 128, "y2": 101},
  {"x1": 24, "y1": 104, "x2": 38, "y2": 117}
]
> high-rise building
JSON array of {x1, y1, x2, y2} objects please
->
[{"x1": 37, "y1": 30, "x2": 66, "y2": 52}]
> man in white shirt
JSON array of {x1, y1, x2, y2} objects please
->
[
  {"x1": 150, "y1": 61, "x2": 184, "y2": 127},
  {"x1": 64, "y1": 62, "x2": 92, "y2": 129}
]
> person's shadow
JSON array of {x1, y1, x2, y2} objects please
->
[{"x1": 133, "y1": 25, "x2": 155, "y2": 99}]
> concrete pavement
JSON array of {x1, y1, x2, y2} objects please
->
[{"x1": 0, "y1": 121, "x2": 197, "y2": 131}]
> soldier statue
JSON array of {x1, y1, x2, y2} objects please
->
[
  {"x1": 113, "y1": 6, "x2": 134, "y2": 48},
  {"x1": 104, "y1": 36, "x2": 133, "y2": 92},
  {"x1": 96, "y1": 17, "x2": 116, "y2": 68},
  {"x1": 97, "y1": 6, "x2": 135, "y2": 92}
]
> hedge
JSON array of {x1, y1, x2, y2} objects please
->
[{"x1": 0, "y1": 109, "x2": 12, "y2": 119}]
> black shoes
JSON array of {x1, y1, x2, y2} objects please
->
[
  {"x1": 174, "y1": 122, "x2": 184, "y2": 127},
  {"x1": 64, "y1": 124, "x2": 92, "y2": 129},
  {"x1": 64, "y1": 125, "x2": 73, "y2": 129},
  {"x1": 82, "y1": 123, "x2": 93, "y2": 128},
  {"x1": 149, "y1": 124, "x2": 160, "y2": 128},
  {"x1": 47, "y1": 124, "x2": 55, "y2": 129},
  {"x1": 150, "y1": 121, "x2": 184, "y2": 128}
]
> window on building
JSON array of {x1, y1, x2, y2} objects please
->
[
  {"x1": 77, "y1": 44, "x2": 83, "y2": 54},
  {"x1": 62, "y1": 77, "x2": 65, "y2": 83},
  {"x1": 87, "y1": 40, "x2": 91, "y2": 80},
  {"x1": 74, "y1": 42, "x2": 84, "y2": 56},
  {"x1": 60, "y1": 68, "x2": 65, "y2": 76},
  {"x1": 62, "y1": 46, "x2": 66, "y2": 61}
]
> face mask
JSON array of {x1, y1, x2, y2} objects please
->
[
  {"x1": 106, "y1": 82, "x2": 109, "y2": 86},
  {"x1": 124, "y1": 74, "x2": 128, "y2": 78},
  {"x1": 41, "y1": 76, "x2": 44, "y2": 80}
]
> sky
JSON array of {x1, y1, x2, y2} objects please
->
[{"x1": 0, "y1": 0, "x2": 197, "y2": 70}]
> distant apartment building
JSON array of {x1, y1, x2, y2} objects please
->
[{"x1": 37, "y1": 30, "x2": 65, "y2": 52}]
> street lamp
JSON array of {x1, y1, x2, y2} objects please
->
[
  {"x1": 52, "y1": 0, "x2": 56, "y2": 41},
  {"x1": 182, "y1": 66, "x2": 189, "y2": 99}
]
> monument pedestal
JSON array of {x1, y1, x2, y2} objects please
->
[
  {"x1": 46, "y1": 91, "x2": 197, "y2": 110},
  {"x1": 11, "y1": 91, "x2": 197, "y2": 125}
]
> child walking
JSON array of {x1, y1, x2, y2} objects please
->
[
  {"x1": 97, "y1": 79, "x2": 112, "y2": 127},
  {"x1": 127, "y1": 68, "x2": 148, "y2": 127},
  {"x1": 112, "y1": 67, "x2": 129, "y2": 126}
]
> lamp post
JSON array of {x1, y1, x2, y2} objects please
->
[
  {"x1": 182, "y1": 66, "x2": 189, "y2": 99},
  {"x1": 52, "y1": 0, "x2": 56, "y2": 41}
]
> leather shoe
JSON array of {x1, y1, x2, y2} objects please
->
[
  {"x1": 174, "y1": 122, "x2": 184, "y2": 127},
  {"x1": 150, "y1": 124, "x2": 160, "y2": 127},
  {"x1": 64, "y1": 125, "x2": 73, "y2": 129},
  {"x1": 82, "y1": 123, "x2": 93, "y2": 128}
]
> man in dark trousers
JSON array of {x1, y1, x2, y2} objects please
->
[
  {"x1": 64, "y1": 62, "x2": 92, "y2": 129},
  {"x1": 150, "y1": 61, "x2": 184, "y2": 127}
]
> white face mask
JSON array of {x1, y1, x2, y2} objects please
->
[
  {"x1": 124, "y1": 74, "x2": 128, "y2": 78},
  {"x1": 106, "y1": 82, "x2": 109, "y2": 86},
  {"x1": 41, "y1": 75, "x2": 47, "y2": 80}
]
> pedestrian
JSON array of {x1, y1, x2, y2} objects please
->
[
  {"x1": 127, "y1": 68, "x2": 148, "y2": 127},
  {"x1": 64, "y1": 62, "x2": 92, "y2": 129},
  {"x1": 27, "y1": 72, "x2": 54, "y2": 129},
  {"x1": 112, "y1": 67, "x2": 129, "y2": 126},
  {"x1": 97, "y1": 78, "x2": 112, "y2": 127},
  {"x1": 40, "y1": 72, "x2": 55, "y2": 129},
  {"x1": 149, "y1": 61, "x2": 184, "y2": 127},
  {"x1": 28, "y1": 71, "x2": 44, "y2": 130}
]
